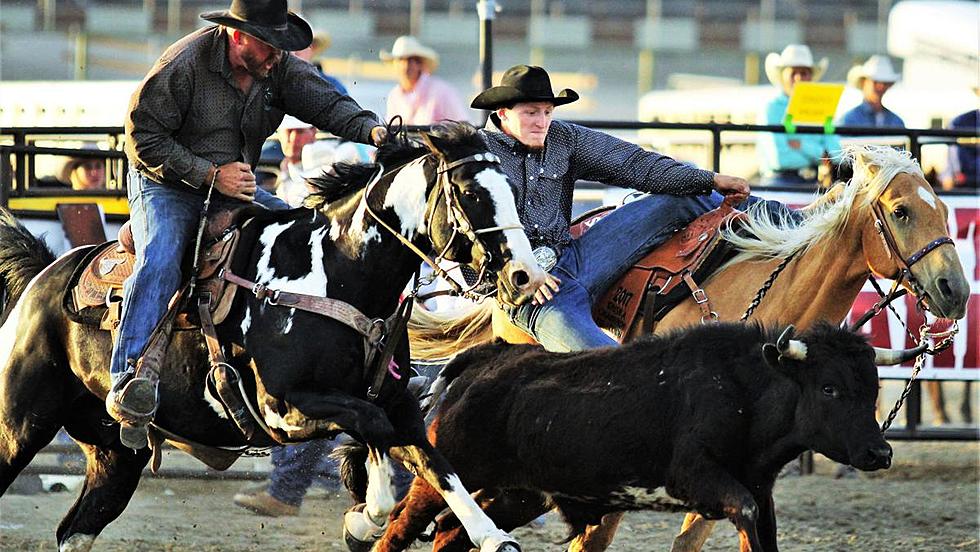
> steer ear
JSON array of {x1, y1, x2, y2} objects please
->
[{"x1": 762, "y1": 343, "x2": 782, "y2": 369}]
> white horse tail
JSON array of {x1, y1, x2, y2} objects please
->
[{"x1": 408, "y1": 301, "x2": 495, "y2": 361}]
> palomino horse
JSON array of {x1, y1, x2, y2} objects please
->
[
  {"x1": 0, "y1": 123, "x2": 546, "y2": 552},
  {"x1": 403, "y1": 145, "x2": 970, "y2": 552}
]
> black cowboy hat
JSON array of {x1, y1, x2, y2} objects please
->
[
  {"x1": 201, "y1": 0, "x2": 313, "y2": 52},
  {"x1": 471, "y1": 65, "x2": 579, "y2": 110}
]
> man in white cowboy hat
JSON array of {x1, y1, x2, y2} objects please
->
[
  {"x1": 107, "y1": 0, "x2": 389, "y2": 449},
  {"x1": 273, "y1": 115, "x2": 319, "y2": 207},
  {"x1": 841, "y1": 55, "x2": 905, "y2": 128},
  {"x1": 381, "y1": 35, "x2": 467, "y2": 125},
  {"x1": 757, "y1": 44, "x2": 841, "y2": 185},
  {"x1": 470, "y1": 65, "x2": 790, "y2": 352}
]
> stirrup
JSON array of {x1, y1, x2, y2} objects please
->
[
  {"x1": 119, "y1": 420, "x2": 149, "y2": 450},
  {"x1": 107, "y1": 376, "x2": 158, "y2": 424}
]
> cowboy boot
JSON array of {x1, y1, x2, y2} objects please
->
[{"x1": 105, "y1": 376, "x2": 158, "y2": 450}]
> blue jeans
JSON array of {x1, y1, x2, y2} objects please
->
[
  {"x1": 506, "y1": 192, "x2": 784, "y2": 352},
  {"x1": 268, "y1": 439, "x2": 339, "y2": 506},
  {"x1": 109, "y1": 171, "x2": 288, "y2": 381}
]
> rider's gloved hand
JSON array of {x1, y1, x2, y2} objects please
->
[{"x1": 370, "y1": 126, "x2": 388, "y2": 147}]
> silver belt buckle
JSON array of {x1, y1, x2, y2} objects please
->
[{"x1": 532, "y1": 245, "x2": 558, "y2": 272}]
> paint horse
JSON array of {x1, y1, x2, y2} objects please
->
[
  {"x1": 400, "y1": 145, "x2": 970, "y2": 551},
  {"x1": 0, "y1": 123, "x2": 546, "y2": 552}
]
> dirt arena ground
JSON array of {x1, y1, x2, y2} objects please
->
[{"x1": 2, "y1": 380, "x2": 977, "y2": 552}]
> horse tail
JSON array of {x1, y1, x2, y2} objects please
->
[
  {"x1": 408, "y1": 301, "x2": 495, "y2": 361},
  {"x1": 332, "y1": 440, "x2": 370, "y2": 504},
  {"x1": 0, "y1": 207, "x2": 56, "y2": 310}
]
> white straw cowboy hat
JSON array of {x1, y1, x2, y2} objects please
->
[
  {"x1": 278, "y1": 114, "x2": 314, "y2": 132},
  {"x1": 380, "y1": 36, "x2": 439, "y2": 73},
  {"x1": 764, "y1": 44, "x2": 829, "y2": 86},
  {"x1": 201, "y1": 0, "x2": 313, "y2": 52},
  {"x1": 847, "y1": 55, "x2": 902, "y2": 88}
]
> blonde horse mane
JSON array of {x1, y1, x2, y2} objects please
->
[
  {"x1": 720, "y1": 145, "x2": 924, "y2": 266},
  {"x1": 409, "y1": 300, "x2": 495, "y2": 361}
]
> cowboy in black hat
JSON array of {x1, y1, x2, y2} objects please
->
[
  {"x1": 106, "y1": 0, "x2": 387, "y2": 449},
  {"x1": 474, "y1": 65, "x2": 771, "y2": 353}
]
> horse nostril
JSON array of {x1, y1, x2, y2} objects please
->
[
  {"x1": 937, "y1": 277, "x2": 953, "y2": 298},
  {"x1": 510, "y1": 269, "x2": 530, "y2": 289}
]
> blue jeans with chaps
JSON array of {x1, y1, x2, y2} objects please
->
[
  {"x1": 506, "y1": 192, "x2": 787, "y2": 352},
  {"x1": 109, "y1": 170, "x2": 288, "y2": 383}
]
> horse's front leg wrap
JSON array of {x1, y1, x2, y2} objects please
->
[{"x1": 343, "y1": 448, "x2": 395, "y2": 550}]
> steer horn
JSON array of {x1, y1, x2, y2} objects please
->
[
  {"x1": 873, "y1": 343, "x2": 928, "y2": 366},
  {"x1": 776, "y1": 325, "x2": 808, "y2": 361}
]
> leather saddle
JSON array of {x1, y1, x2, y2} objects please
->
[
  {"x1": 66, "y1": 207, "x2": 250, "y2": 333},
  {"x1": 496, "y1": 200, "x2": 744, "y2": 344}
]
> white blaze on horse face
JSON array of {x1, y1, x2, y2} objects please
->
[
  {"x1": 917, "y1": 186, "x2": 937, "y2": 210},
  {"x1": 255, "y1": 222, "x2": 329, "y2": 297},
  {"x1": 474, "y1": 168, "x2": 535, "y2": 265},
  {"x1": 383, "y1": 158, "x2": 429, "y2": 238}
]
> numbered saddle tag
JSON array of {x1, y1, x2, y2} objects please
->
[{"x1": 532, "y1": 246, "x2": 558, "y2": 272}]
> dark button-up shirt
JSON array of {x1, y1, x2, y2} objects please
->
[
  {"x1": 479, "y1": 116, "x2": 715, "y2": 249},
  {"x1": 125, "y1": 26, "x2": 379, "y2": 190}
]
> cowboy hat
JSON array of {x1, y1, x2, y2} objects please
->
[
  {"x1": 764, "y1": 44, "x2": 829, "y2": 87},
  {"x1": 278, "y1": 114, "x2": 315, "y2": 132},
  {"x1": 380, "y1": 36, "x2": 439, "y2": 73},
  {"x1": 471, "y1": 65, "x2": 579, "y2": 110},
  {"x1": 846, "y1": 55, "x2": 901, "y2": 88},
  {"x1": 201, "y1": 0, "x2": 313, "y2": 52}
]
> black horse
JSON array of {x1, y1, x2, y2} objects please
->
[{"x1": 0, "y1": 123, "x2": 546, "y2": 552}]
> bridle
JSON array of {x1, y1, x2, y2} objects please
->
[
  {"x1": 867, "y1": 176, "x2": 954, "y2": 312},
  {"x1": 362, "y1": 151, "x2": 523, "y2": 297}
]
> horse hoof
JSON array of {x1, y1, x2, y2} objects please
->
[
  {"x1": 492, "y1": 541, "x2": 521, "y2": 552},
  {"x1": 343, "y1": 503, "x2": 386, "y2": 552},
  {"x1": 119, "y1": 422, "x2": 148, "y2": 450}
]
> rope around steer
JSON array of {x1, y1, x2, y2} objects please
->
[{"x1": 880, "y1": 322, "x2": 959, "y2": 433}]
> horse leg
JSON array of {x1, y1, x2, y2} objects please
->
[
  {"x1": 343, "y1": 446, "x2": 399, "y2": 549},
  {"x1": 430, "y1": 489, "x2": 552, "y2": 552},
  {"x1": 961, "y1": 382, "x2": 973, "y2": 424},
  {"x1": 55, "y1": 438, "x2": 151, "y2": 552},
  {"x1": 567, "y1": 512, "x2": 624, "y2": 552},
  {"x1": 669, "y1": 514, "x2": 717, "y2": 552},
  {"x1": 372, "y1": 476, "x2": 448, "y2": 552},
  {"x1": 923, "y1": 381, "x2": 950, "y2": 425}
]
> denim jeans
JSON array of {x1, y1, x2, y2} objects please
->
[
  {"x1": 268, "y1": 439, "x2": 339, "y2": 506},
  {"x1": 109, "y1": 170, "x2": 288, "y2": 381},
  {"x1": 506, "y1": 192, "x2": 787, "y2": 352}
]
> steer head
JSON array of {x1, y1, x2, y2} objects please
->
[{"x1": 762, "y1": 323, "x2": 921, "y2": 471}]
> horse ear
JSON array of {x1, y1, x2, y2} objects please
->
[
  {"x1": 419, "y1": 131, "x2": 450, "y2": 159},
  {"x1": 853, "y1": 148, "x2": 881, "y2": 179}
]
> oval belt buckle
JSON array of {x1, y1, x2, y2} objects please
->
[{"x1": 532, "y1": 246, "x2": 558, "y2": 272}]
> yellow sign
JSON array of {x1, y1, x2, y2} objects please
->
[{"x1": 785, "y1": 82, "x2": 845, "y2": 124}]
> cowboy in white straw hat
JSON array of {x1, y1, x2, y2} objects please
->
[
  {"x1": 757, "y1": 44, "x2": 841, "y2": 184},
  {"x1": 380, "y1": 36, "x2": 467, "y2": 125},
  {"x1": 840, "y1": 55, "x2": 905, "y2": 128}
]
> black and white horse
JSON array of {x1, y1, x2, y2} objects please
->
[{"x1": 0, "y1": 123, "x2": 545, "y2": 552}]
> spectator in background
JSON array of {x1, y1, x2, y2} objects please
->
[
  {"x1": 840, "y1": 55, "x2": 905, "y2": 128},
  {"x1": 273, "y1": 115, "x2": 318, "y2": 205},
  {"x1": 757, "y1": 44, "x2": 841, "y2": 186},
  {"x1": 293, "y1": 30, "x2": 347, "y2": 95},
  {"x1": 381, "y1": 35, "x2": 467, "y2": 125},
  {"x1": 60, "y1": 154, "x2": 106, "y2": 191},
  {"x1": 943, "y1": 104, "x2": 979, "y2": 190}
]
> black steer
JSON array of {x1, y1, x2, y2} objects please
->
[{"x1": 348, "y1": 321, "x2": 918, "y2": 552}]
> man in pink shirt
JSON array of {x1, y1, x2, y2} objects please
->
[{"x1": 381, "y1": 35, "x2": 468, "y2": 125}]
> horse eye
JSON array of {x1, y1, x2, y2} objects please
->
[
  {"x1": 461, "y1": 189, "x2": 480, "y2": 201},
  {"x1": 892, "y1": 205, "x2": 908, "y2": 220},
  {"x1": 822, "y1": 385, "x2": 840, "y2": 398}
]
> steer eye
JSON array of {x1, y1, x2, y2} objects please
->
[
  {"x1": 822, "y1": 384, "x2": 840, "y2": 398},
  {"x1": 892, "y1": 205, "x2": 909, "y2": 220}
]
